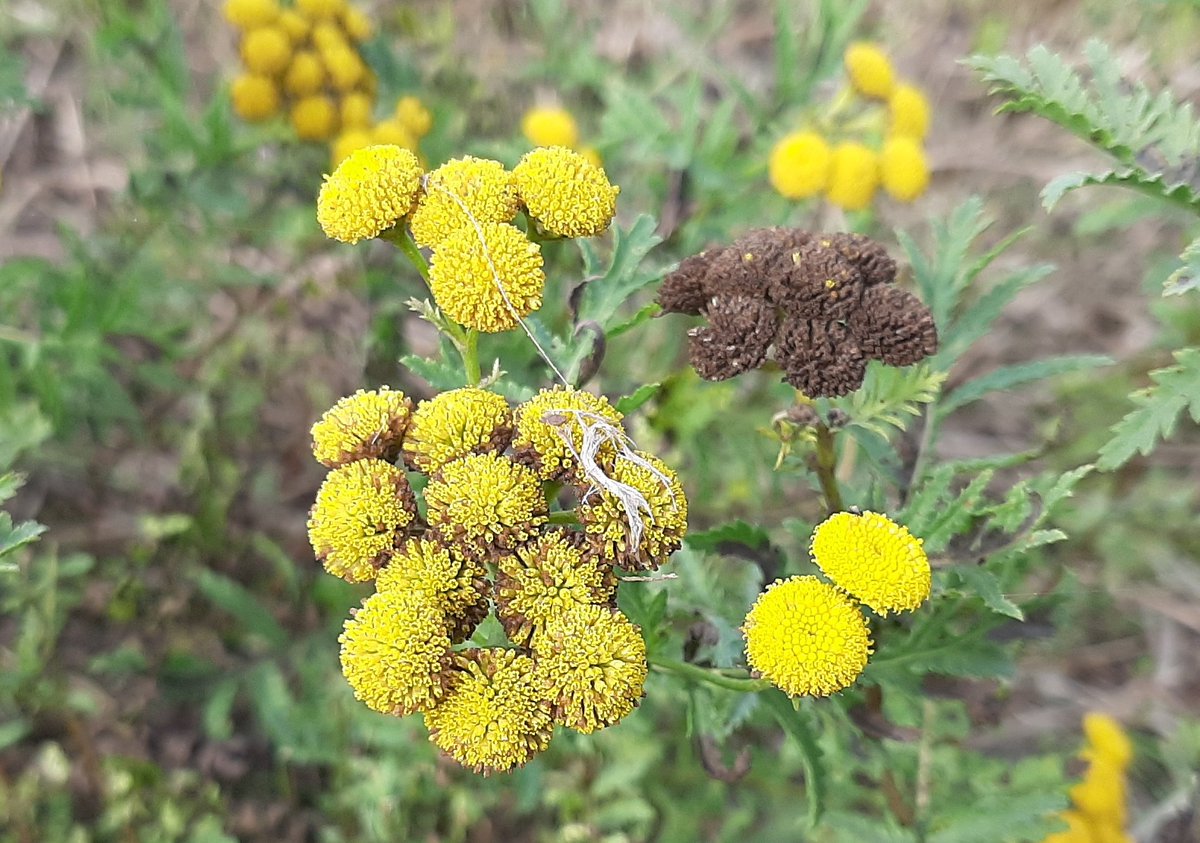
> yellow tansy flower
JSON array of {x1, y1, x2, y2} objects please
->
[
  {"x1": 321, "y1": 46, "x2": 365, "y2": 91},
  {"x1": 1083, "y1": 713, "x2": 1133, "y2": 768},
  {"x1": 230, "y1": 74, "x2": 280, "y2": 122},
  {"x1": 880, "y1": 136, "x2": 930, "y2": 202},
  {"x1": 296, "y1": 0, "x2": 344, "y2": 19},
  {"x1": 844, "y1": 42, "x2": 895, "y2": 99},
  {"x1": 339, "y1": 91, "x2": 374, "y2": 128},
  {"x1": 370, "y1": 118, "x2": 416, "y2": 151},
  {"x1": 579, "y1": 145, "x2": 603, "y2": 169},
  {"x1": 521, "y1": 105, "x2": 579, "y2": 149},
  {"x1": 310, "y1": 21, "x2": 347, "y2": 52},
  {"x1": 423, "y1": 452, "x2": 549, "y2": 559},
  {"x1": 825, "y1": 141, "x2": 879, "y2": 211},
  {"x1": 514, "y1": 146, "x2": 619, "y2": 238},
  {"x1": 409, "y1": 156, "x2": 520, "y2": 249},
  {"x1": 310, "y1": 386, "x2": 412, "y2": 468},
  {"x1": 427, "y1": 222, "x2": 545, "y2": 333},
  {"x1": 307, "y1": 458, "x2": 418, "y2": 582},
  {"x1": 223, "y1": 0, "x2": 279, "y2": 29},
  {"x1": 494, "y1": 530, "x2": 616, "y2": 647},
  {"x1": 578, "y1": 450, "x2": 688, "y2": 571},
  {"x1": 535, "y1": 604, "x2": 647, "y2": 734},
  {"x1": 888, "y1": 82, "x2": 931, "y2": 140},
  {"x1": 330, "y1": 128, "x2": 373, "y2": 166},
  {"x1": 402, "y1": 387, "x2": 514, "y2": 473},
  {"x1": 424, "y1": 648, "x2": 554, "y2": 774},
  {"x1": 743, "y1": 575, "x2": 872, "y2": 697},
  {"x1": 240, "y1": 26, "x2": 292, "y2": 77},
  {"x1": 810, "y1": 511, "x2": 930, "y2": 616},
  {"x1": 395, "y1": 95, "x2": 433, "y2": 138},
  {"x1": 290, "y1": 94, "x2": 338, "y2": 140},
  {"x1": 341, "y1": 4, "x2": 373, "y2": 40},
  {"x1": 316, "y1": 144, "x2": 423, "y2": 244},
  {"x1": 769, "y1": 131, "x2": 832, "y2": 199},
  {"x1": 510, "y1": 386, "x2": 623, "y2": 481},
  {"x1": 277, "y1": 9, "x2": 310, "y2": 41},
  {"x1": 283, "y1": 50, "x2": 326, "y2": 97},
  {"x1": 339, "y1": 590, "x2": 452, "y2": 716},
  {"x1": 376, "y1": 537, "x2": 489, "y2": 641}
]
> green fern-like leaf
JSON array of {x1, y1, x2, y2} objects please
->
[
  {"x1": 842, "y1": 362, "x2": 945, "y2": 438},
  {"x1": 1164, "y1": 234, "x2": 1200, "y2": 296},
  {"x1": 1042, "y1": 168, "x2": 1200, "y2": 214},
  {"x1": 1097, "y1": 347, "x2": 1200, "y2": 469}
]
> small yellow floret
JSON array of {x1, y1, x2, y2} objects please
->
[
  {"x1": 395, "y1": 95, "x2": 433, "y2": 138},
  {"x1": 743, "y1": 575, "x2": 872, "y2": 697},
  {"x1": 231, "y1": 74, "x2": 280, "y2": 122},
  {"x1": 283, "y1": 50, "x2": 326, "y2": 97},
  {"x1": 578, "y1": 450, "x2": 687, "y2": 571},
  {"x1": 376, "y1": 537, "x2": 488, "y2": 623},
  {"x1": 403, "y1": 387, "x2": 513, "y2": 473},
  {"x1": 427, "y1": 222, "x2": 545, "y2": 334},
  {"x1": 291, "y1": 94, "x2": 338, "y2": 141},
  {"x1": 810, "y1": 511, "x2": 930, "y2": 615},
  {"x1": 339, "y1": 91, "x2": 374, "y2": 128},
  {"x1": 241, "y1": 26, "x2": 293, "y2": 77},
  {"x1": 880, "y1": 136, "x2": 930, "y2": 202},
  {"x1": 371, "y1": 118, "x2": 417, "y2": 150},
  {"x1": 277, "y1": 9, "x2": 310, "y2": 41},
  {"x1": 410, "y1": 156, "x2": 520, "y2": 249},
  {"x1": 424, "y1": 452, "x2": 549, "y2": 558},
  {"x1": 339, "y1": 590, "x2": 451, "y2": 716},
  {"x1": 310, "y1": 386, "x2": 412, "y2": 467},
  {"x1": 296, "y1": 0, "x2": 344, "y2": 19},
  {"x1": 511, "y1": 386, "x2": 623, "y2": 481},
  {"x1": 223, "y1": 0, "x2": 279, "y2": 29},
  {"x1": 845, "y1": 42, "x2": 895, "y2": 99},
  {"x1": 1083, "y1": 713, "x2": 1133, "y2": 768},
  {"x1": 322, "y1": 46, "x2": 365, "y2": 91},
  {"x1": 521, "y1": 106, "x2": 579, "y2": 149},
  {"x1": 317, "y1": 144, "x2": 423, "y2": 244},
  {"x1": 310, "y1": 21, "x2": 347, "y2": 51},
  {"x1": 769, "y1": 131, "x2": 832, "y2": 199},
  {"x1": 825, "y1": 142, "x2": 879, "y2": 211},
  {"x1": 514, "y1": 146, "x2": 618, "y2": 238},
  {"x1": 888, "y1": 83, "x2": 931, "y2": 140},
  {"x1": 330, "y1": 128, "x2": 373, "y2": 166},
  {"x1": 424, "y1": 649, "x2": 553, "y2": 774},
  {"x1": 341, "y1": 4, "x2": 373, "y2": 40}
]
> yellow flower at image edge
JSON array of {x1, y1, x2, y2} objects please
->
[
  {"x1": 424, "y1": 649, "x2": 553, "y2": 774},
  {"x1": 427, "y1": 222, "x2": 545, "y2": 333},
  {"x1": 339, "y1": 590, "x2": 452, "y2": 716},
  {"x1": 310, "y1": 386, "x2": 412, "y2": 468},
  {"x1": 743, "y1": 575, "x2": 872, "y2": 697},
  {"x1": 825, "y1": 142, "x2": 879, "y2": 211},
  {"x1": 810, "y1": 511, "x2": 930, "y2": 616},
  {"x1": 307, "y1": 458, "x2": 418, "y2": 582},
  {"x1": 522, "y1": 105, "x2": 579, "y2": 149},
  {"x1": 395, "y1": 95, "x2": 433, "y2": 138},
  {"x1": 514, "y1": 146, "x2": 618, "y2": 238},
  {"x1": 769, "y1": 131, "x2": 832, "y2": 199},
  {"x1": 223, "y1": 0, "x2": 279, "y2": 29},
  {"x1": 291, "y1": 95, "x2": 338, "y2": 141},
  {"x1": 409, "y1": 156, "x2": 520, "y2": 249},
  {"x1": 880, "y1": 136, "x2": 930, "y2": 202},
  {"x1": 844, "y1": 42, "x2": 895, "y2": 99},
  {"x1": 403, "y1": 387, "x2": 513, "y2": 473},
  {"x1": 1082, "y1": 713, "x2": 1133, "y2": 768},
  {"x1": 317, "y1": 144, "x2": 422, "y2": 244}
]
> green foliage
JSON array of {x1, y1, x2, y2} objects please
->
[{"x1": 1097, "y1": 346, "x2": 1200, "y2": 469}]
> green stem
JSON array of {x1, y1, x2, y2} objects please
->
[
  {"x1": 382, "y1": 226, "x2": 429, "y2": 280},
  {"x1": 813, "y1": 421, "x2": 845, "y2": 514},
  {"x1": 546, "y1": 510, "x2": 579, "y2": 526},
  {"x1": 650, "y1": 657, "x2": 772, "y2": 694},
  {"x1": 462, "y1": 329, "x2": 480, "y2": 385}
]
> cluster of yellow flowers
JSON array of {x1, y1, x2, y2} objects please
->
[
  {"x1": 223, "y1": 0, "x2": 432, "y2": 165},
  {"x1": 1045, "y1": 713, "x2": 1135, "y2": 843},
  {"x1": 742, "y1": 511, "x2": 930, "y2": 697},
  {"x1": 769, "y1": 42, "x2": 932, "y2": 210},
  {"x1": 521, "y1": 105, "x2": 602, "y2": 169},
  {"x1": 316, "y1": 144, "x2": 618, "y2": 332},
  {"x1": 306, "y1": 384, "x2": 687, "y2": 773}
]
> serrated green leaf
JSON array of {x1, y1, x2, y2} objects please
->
[
  {"x1": 575, "y1": 215, "x2": 664, "y2": 330},
  {"x1": 1042, "y1": 168, "x2": 1200, "y2": 214},
  {"x1": 615, "y1": 383, "x2": 661, "y2": 414},
  {"x1": 867, "y1": 637, "x2": 1013, "y2": 681},
  {"x1": 685, "y1": 520, "x2": 772, "y2": 553},
  {"x1": 950, "y1": 566, "x2": 1023, "y2": 620},
  {"x1": 927, "y1": 792, "x2": 1064, "y2": 843},
  {"x1": 934, "y1": 264, "x2": 1056, "y2": 369},
  {"x1": 1097, "y1": 347, "x2": 1200, "y2": 469},
  {"x1": 842, "y1": 363, "x2": 945, "y2": 439},
  {"x1": 0, "y1": 513, "x2": 47, "y2": 557},
  {"x1": 1164, "y1": 234, "x2": 1200, "y2": 296},
  {"x1": 400, "y1": 353, "x2": 464, "y2": 390},
  {"x1": 761, "y1": 691, "x2": 826, "y2": 828},
  {"x1": 938, "y1": 354, "x2": 1112, "y2": 416}
]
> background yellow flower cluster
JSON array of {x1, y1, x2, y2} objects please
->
[
  {"x1": 769, "y1": 42, "x2": 932, "y2": 210},
  {"x1": 520, "y1": 104, "x2": 603, "y2": 169},
  {"x1": 305, "y1": 385, "x2": 687, "y2": 773},
  {"x1": 222, "y1": 0, "x2": 432, "y2": 165},
  {"x1": 1045, "y1": 713, "x2": 1135, "y2": 843}
]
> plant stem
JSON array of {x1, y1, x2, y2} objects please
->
[
  {"x1": 650, "y1": 657, "x2": 772, "y2": 694},
  {"x1": 813, "y1": 421, "x2": 845, "y2": 514},
  {"x1": 382, "y1": 226, "x2": 430, "y2": 280},
  {"x1": 546, "y1": 510, "x2": 579, "y2": 526},
  {"x1": 462, "y1": 329, "x2": 481, "y2": 385}
]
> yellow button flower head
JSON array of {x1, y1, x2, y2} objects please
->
[
  {"x1": 810, "y1": 511, "x2": 930, "y2": 616},
  {"x1": 321, "y1": 46, "x2": 365, "y2": 91},
  {"x1": 317, "y1": 144, "x2": 422, "y2": 244},
  {"x1": 1069, "y1": 760, "x2": 1128, "y2": 828},
  {"x1": 424, "y1": 648, "x2": 554, "y2": 774},
  {"x1": 769, "y1": 131, "x2": 832, "y2": 199},
  {"x1": 307, "y1": 458, "x2": 418, "y2": 582},
  {"x1": 424, "y1": 452, "x2": 549, "y2": 559},
  {"x1": 402, "y1": 387, "x2": 514, "y2": 473},
  {"x1": 578, "y1": 450, "x2": 687, "y2": 571},
  {"x1": 310, "y1": 22, "x2": 347, "y2": 52},
  {"x1": 223, "y1": 0, "x2": 279, "y2": 29},
  {"x1": 1082, "y1": 713, "x2": 1133, "y2": 768},
  {"x1": 743, "y1": 575, "x2": 873, "y2": 697},
  {"x1": 888, "y1": 82, "x2": 931, "y2": 140},
  {"x1": 427, "y1": 222, "x2": 545, "y2": 334},
  {"x1": 880, "y1": 136, "x2": 930, "y2": 202},
  {"x1": 297, "y1": 0, "x2": 344, "y2": 19},
  {"x1": 521, "y1": 105, "x2": 579, "y2": 149},
  {"x1": 330, "y1": 128, "x2": 373, "y2": 166},
  {"x1": 310, "y1": 386, "x2": 413, "y2": 468},
  {"x1": 535, "y1": 604, "x2": 647, "y2": 734},
  {"x1": 514, "y1": 146, "x2": 619, "y2": 238},
  {"x1": 277, "y1": 9, "x2": 310, "y2": 41},
  {"x1": 825, "y1": 141, "x2": 879, "y2": 211},
  {"x1": 283, "y1": 50, "x2": 325, "y2": 96},
  {"x1": 290, "y1": 94, "x2": 338, "y2": 140},
  {"x1": 339, "y1": 589, "x2": 452, "y2": 716},
  {"x1": 410, "y1": 156, "x2": 520, "y2": 249},
  {"x1": 231, "y1": 74, "x2": 280, "y2": 122},
  {"x1": 511, "y1": 386, "x2": 624, "y2": 481},
  {"x1": 395, "y1": 95, "x2": 433, "y2": 138},
  {"x1": 241, "y1": 26, "x2": 292, "y2": 77},
  {"x1": 579, "y1": 146, "x2": 603, "y2": 169},
  {"x1": 341, "y1": 4, "x2": 373, "y2": 41},
  {"x1": 377, "y1": 537, "x2": 489, "y2": 642},
  {"x1": 495, "y1": 530, "x2": 616, "y2": 647},
  {"x1": 844, "y1": 42, "x2": 895, "y2": 99},
  {"x1": 339, "y1": 91, "x2": 374, "y2": 128},
  {"x1": 370, "y1": 118, "x2": 416, "y2": 151}
]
